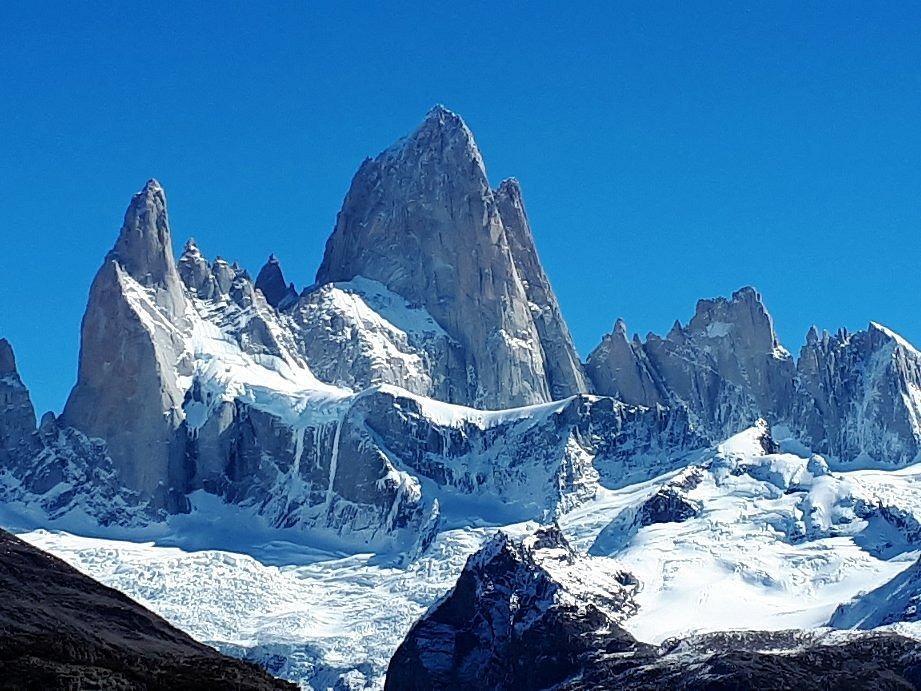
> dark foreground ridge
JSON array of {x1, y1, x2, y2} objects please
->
[
  {"x1": 386, "y1": 527, "x2": 921, "y2": 691},
  {"x1": 0, "y1": 528, "x2": 294, "y2": 690}
]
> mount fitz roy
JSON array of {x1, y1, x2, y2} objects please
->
[{"x1": 4, "y1": 106, "x2": 921, "y2": 688}]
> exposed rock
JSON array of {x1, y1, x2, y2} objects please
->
[
  {"x1": 385, "y1": 526, "x2": 643, "y2": 690},
  {"x1": 584, "y1": 319, "x2": 666, "y2": 408},
  {"x1": 793, "y1": 321, "x2": 921, "y2": 467},
  {"x1": 290, "y1": 278, "x2": 465, "y2": 400},
  {"x1": 590, "y1": 467, "x2": 703, "y2": 555},
  {"x1": 494, "y1": 178, "x2": 589, "y2": 399},
  {"x1": 0, "y1": 527, "x2": 294, "y2": 689},
  {"x1": 571, "y1": 629, "x2": 921, "y2": 691},
  {"x1": 184, "y1": 393, "x2": 439, "y2": 554},
  {"x1": 637, "y1": 484, "x2": 702, "y2": 525},
  {"x1": 316, "y1": 105, "x2": 586, "y2": 409},
  {"x1": 588, "y1": 287, "x2": 795, "y2": 440},
  {"x1": 255, "y1": 254, "x2": 298, "y2": 309},
  {"x1": 0, "y1": 338, "x2": 39, "y2": 468},
  {"x1": 389, "y1": 527, "x2": 921, "y2": 691},
  {"x1": 177, "y1": 237, "x2": 217, "y2": 299},
  {"x1": 0, "y1": 341, "x2": 151, "y2": 527},
  {"x1": 212, "y1": 257, "x2": 236, "y2": 295},
  {"x1": 62, "y1": 180, "x2": 189, "y2": 511}
]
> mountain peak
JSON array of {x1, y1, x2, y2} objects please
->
[
  {"x1": 109, "y1": 180, "x2": 180, "y2": 294},
  {"x1": 182, "y1": 237, "x2": 202, "y2": 257},
  {"x1": 422, "y1": 103, "x2": 466, "y2": 128},
  {"x1": 496, "y1": 177, "x2": 523, "y2": 204},
  {"x1": 0, "y1": 338, "x2": 16, "y2": 375},
  {"x1": 316, "y1": 107, "x2": 586, "y2": 408},
  {"x1": 868, "y1": 321, "x2": 919, "y2": 354},
  {"x1": 806, "y1": 324, "x2": 820, "y2": 345},
  {"x1": 255, "y1": 254, "x2": 293, "y2": 308},
  {"x1": 688, "y1": 286, "x2": 781, "y2": 351},
  {"x1": 386, "y1": 105, "x2": 484, "y2": 173},
  {"x1": 731, "y1": 285, "x2": 762, "y2": 304},
  {"x1": 142, "y1": 177, "x2": 163, "y2": 193}
]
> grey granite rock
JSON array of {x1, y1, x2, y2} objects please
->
[
  {"x1": 316, "y1": 105, "x2": 587, "y2": 409},
  {"x1": 177, "y1": 238, "x2": 217, "y2": 299},
  {"x1": 0, "y1": 338, "x2": 39, "y2": 470},
  {"x1": 62, "y1": 180, "x2": 190, "y2": 511},
  {"x1": 587, "y1": 287, "x2": 796, "y2": 439},
  {"x1": 794, "y1": 321, "x2": 921, "y2": 466},
  {"x1": 494, "y1": 178, "x2": 590, "y2": 399}
]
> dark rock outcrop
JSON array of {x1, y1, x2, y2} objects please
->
[
  {"x1": 0, "y1": 527, "x2": 294, "y2": 689},
  {"x1": 255, "y1": 254, "x2": 298, "y2": 309},
  {"x1": 571, "y1": 629, "x2": 921, "y2": 691},
  {"x1": 388, "y1": 528, "x2": 921, "y2": 691},
  {"x1": 385, "y1": 526, "x2": 643, "y2": 690}
]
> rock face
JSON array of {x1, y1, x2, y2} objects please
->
[
  {"x1": 0, "y1": 527, "x2": 294, "y2": 690},
  {"x1": 255, "y1": 254, "x2": 298, "y2": 309},
  {"x1": 587, "y1": 287, "x2": 795, "y2": 439},
  {"x1": 572, "y1": 630, "x2": 921, "y2": 691},
  {"x1": 587, "y1": 289, "x2": 921, "y2": 468},
  {"x1": 794, "y1": 322, "x2": 921, "y2": 466},
  {"x1": 494, "y1": 179, "x2": 590, "y2": 399},
  {"x1": 0, "y1": 339, "x2": 39, "y2": 469},
  {"x1": 385, "y1": 526, "x2": 643, "y2": 690},
  {"x1": 388, "y1": 526, "x2": 921, "y2": 691},
  {"x1": 316, "y1": 105, "x2": 587, "y2": 409},
  {"x1": 62, "y1": 180, "x2": 189, "y2": 510},
  {"x1": 0, "y1": 340, "x2": 151, "y2": 527}
]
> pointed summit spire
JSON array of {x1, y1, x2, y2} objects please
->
[
  {"x1": 0, "y1": 338, "x2": 39, "y2": 466},
  {"x1": 0, "y1": 338, "x2": 17, "y2": 375},
  {"x1": 380, "y1": 104, "x2": 486, "y2": 181},
  {"x1": 64, "y1": 181, "x2": 189, "y2": 506},
  {"x1": 182, "y1": 237, "x2": 201, "y2": 256},
  {"x1": 316, "y1": 107, "x2": 586, "y2": 408},
  {"x1": 806, "y1": 324, "x2": 820, "y2": 345},
  {"x1": 110, "y1": 179, "x2": 177, "y2": 287},
  {"x1": 255, "y1": 254, "x2": 295, "y2": 309},
  {"x1": 421, "y1": 103, "x2": 468, "y2": 132}
]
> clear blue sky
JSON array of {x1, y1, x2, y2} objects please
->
[{"x1": 2, "y1": 2, "x2": 920, "y2": 416}]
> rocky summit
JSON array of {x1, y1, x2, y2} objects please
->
[
  {"x1": 3, "y1": 106, "x2": 921, "y2": 689},
  {"x1": 317, "y1": 105, "x2": 587, "y2": 409}
]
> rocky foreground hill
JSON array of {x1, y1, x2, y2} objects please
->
[
  {"x1": 0, "y1": 527, "x2": 293, "y2": 689},
  {"x1": 387, "y1": 527, "x2": 921, "y2": 690}
]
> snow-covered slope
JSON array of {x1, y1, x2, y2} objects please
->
[{"x1": 19, "y1": 424, "x2": 921, "y2": 688}]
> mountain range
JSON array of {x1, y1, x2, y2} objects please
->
[{"x1": 3, "y1": 106, "x2": 921, "y2": 689}]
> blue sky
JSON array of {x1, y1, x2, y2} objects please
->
[{"x1": 2, "y1": 2, "x2": 921, "y2": 415}]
